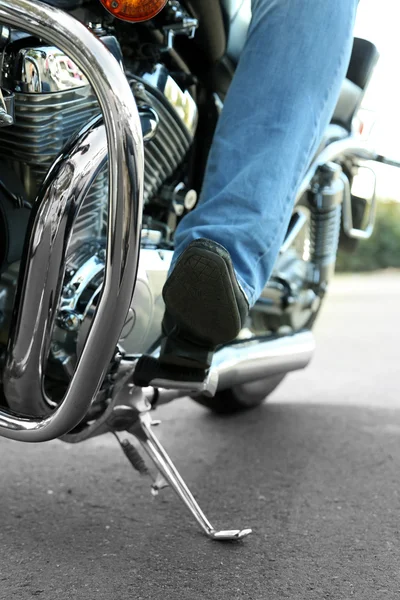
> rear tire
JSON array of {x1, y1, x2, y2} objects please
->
[{"x1": 193, "y1": 373, "x2": 285, "y2": 415}]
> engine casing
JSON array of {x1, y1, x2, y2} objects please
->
[
  {"x1": 0, "y1": 41, "x2": 197, "y2": 250},
  {"x1": 0, "y1": 37, "x2": 198, "y2": 373}
]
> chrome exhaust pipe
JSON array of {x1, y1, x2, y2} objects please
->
[
  {"x1": 0, "y1": 0, "x2": 144, "y2": 442},
  {"x1": 155, "y1": 331, "x2": 315, "y2": 405},
  {"x1": 214, "y1": 331, "x2": 315, "y2": 390}
]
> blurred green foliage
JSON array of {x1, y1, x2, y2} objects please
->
[{"x1": 336, "y1": 200, "x2": 400, "y2": 272}]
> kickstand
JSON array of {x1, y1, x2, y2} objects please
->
[{"x1": 129, "y1": 412, "x2": 252, "y2": 541}]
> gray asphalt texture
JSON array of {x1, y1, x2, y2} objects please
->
[{"x1": 1, "y1": 272, "x2": 400, "y2": 600}]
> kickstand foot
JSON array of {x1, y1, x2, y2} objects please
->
[{"x1": 130, "y1": 412, "x2": 252, "y2": 541}]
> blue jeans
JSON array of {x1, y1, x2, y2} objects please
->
[{"x1": 172, "y1": 0, "x2": 359, "y2": 306}]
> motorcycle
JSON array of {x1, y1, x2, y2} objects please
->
[{"x1": 0, "y1": 0, "x2": 383, "y2": 539}]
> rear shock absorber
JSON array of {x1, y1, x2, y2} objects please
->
[{"x1": 309, "y1": 162, "x2": 345, "y2": 287}]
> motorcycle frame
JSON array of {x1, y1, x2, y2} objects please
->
[{"x1": 0, "y1": 0, "x2": 378, "y2": 444}]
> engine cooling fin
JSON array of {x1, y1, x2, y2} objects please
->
[{"x1": 0, "y1": 40, "x2": 196, "y2": 251}]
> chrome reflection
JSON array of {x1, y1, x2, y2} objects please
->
[{"x1": 10, "y1": 46, "x2": 89, "y2": 93}]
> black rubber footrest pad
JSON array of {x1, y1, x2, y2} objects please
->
[{"x1": 133, "y1": 355, "x2": 206, "y2": 388}]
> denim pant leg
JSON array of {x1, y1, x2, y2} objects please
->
[{"x1": 172, "y1": 0, "x2": 359, "y2": 306}]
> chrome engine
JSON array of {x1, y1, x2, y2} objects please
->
[
  {"x1": 0, "y1": 35, "x2": 198, "y2": 385},
  {"x1": 0, "y1": 41, "x2": 197, "y2": 246}
]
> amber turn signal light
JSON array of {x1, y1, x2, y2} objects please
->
[{"x1": 99, "y1": 0, "x2": 168, "y2": 22}]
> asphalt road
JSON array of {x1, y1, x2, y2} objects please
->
[{"x1": 1, "y1": 271, "x2": 400, "y2": 600}]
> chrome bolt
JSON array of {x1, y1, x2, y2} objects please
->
[
  {"x1": 63, "y1": 284, "x2": 75, "y2": 299},
  {"x1": 58, "y1": 310, "x2": 81, "y2": 332},
  {"x1": 184, "y1": 189, "x2": 198, "y2": 211},
  {"x1": 97, "y1": 248, "x2": 106, "y2": 261}
]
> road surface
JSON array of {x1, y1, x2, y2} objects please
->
[{"x1": 1, "y1": 272, "x2": 400, "y2": 600}]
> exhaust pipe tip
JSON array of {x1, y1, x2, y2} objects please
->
[{"x1": 214, "y1": 331, "x2": 315, "y2": 391}]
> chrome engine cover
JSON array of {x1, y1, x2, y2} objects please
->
[
  {"x1": 69, "y1": 247, "x2": 173, "y2": 358},
  {"x1": 0, "y1": 43, "x2": 106, "y2": 246},
  {"x1": 0, "y1": 37, "x2": 197, "y2": 381},
  {"x1": 0, "y1": 41, "x2": 196, "y2": 235},
  {"x1": 50, "y1": 243, "x2": 172, "y2": 367}
]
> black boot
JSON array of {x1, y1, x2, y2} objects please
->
[{"x1": 133, "y1": 239, "x2": 249, "y2": 387}]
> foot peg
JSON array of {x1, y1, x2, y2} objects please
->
[
  {"x1": 129, "y1": 411, "x2": 252, "y2": 541},
  {"x1": 133, "y1": 355, "x2": 219, "y2": 398}
]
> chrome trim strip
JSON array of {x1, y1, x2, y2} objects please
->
[{"x1": 0, "y1": 0, "x2": 144, "y2": 441}]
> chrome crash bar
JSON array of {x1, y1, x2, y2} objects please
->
[{"x1": 0, "y1": 0, "x2": 144, "y2": 441}]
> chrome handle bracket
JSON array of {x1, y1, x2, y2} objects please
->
[{"x1": 341, "y1": 170, "x2": 377, "y2": 240}]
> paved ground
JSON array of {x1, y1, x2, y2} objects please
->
[{"x1": 1, "y1": 271, "x2": 400, "y2": 600}]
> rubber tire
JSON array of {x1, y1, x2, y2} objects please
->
[{"x1": 193, "y1": 373, "x2": 286, "y2": 415}]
